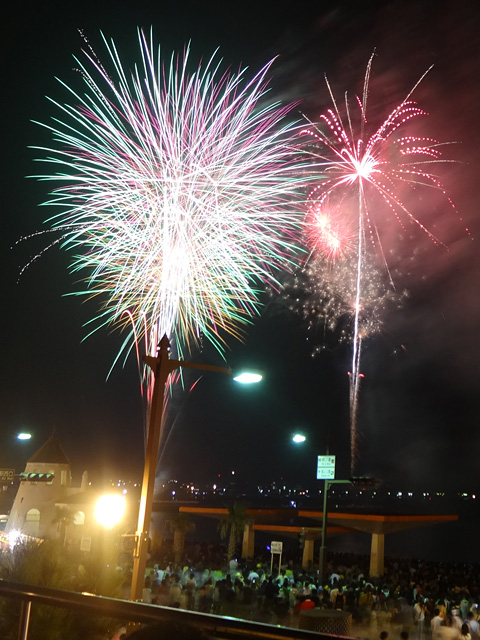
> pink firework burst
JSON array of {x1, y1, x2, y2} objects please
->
[{"x1": 300, "y1": 54, "x2": 467, "y2": 474}]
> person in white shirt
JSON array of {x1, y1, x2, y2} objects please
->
[
  {"x1": 431, "y1": 609, "x2": 445, "y2": 639},
  {"x1": 414, "y1": 598, "x2": 425, "y2": 638}
]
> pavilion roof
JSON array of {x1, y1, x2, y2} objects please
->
[{"x1": 178, "y1": 506, "x2": 458, "y2": 535}]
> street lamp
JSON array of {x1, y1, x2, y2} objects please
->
[{"x1": 130, "y1": 335, "x2": 261, "y2": 601}]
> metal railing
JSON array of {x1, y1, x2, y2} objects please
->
[{"x1": 0, "y1": 579, "x2": 350, "y2": 640}]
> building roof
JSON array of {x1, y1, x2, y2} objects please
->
[{"x1": 28, "y1": 435, "x2": 71, "y2": 466}]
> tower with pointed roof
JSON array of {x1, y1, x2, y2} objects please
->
[{"x1": 6, "y1": 435, "x2": 94, "y2": 542}]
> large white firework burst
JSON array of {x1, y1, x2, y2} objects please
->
[{"x1": 32, "y1": 29, "x2": 311, "y2": 371}]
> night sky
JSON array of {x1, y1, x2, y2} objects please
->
[{"x1": 1, "y1": 0, "x2": 480, "y2": 493}]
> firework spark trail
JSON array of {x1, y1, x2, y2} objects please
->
[
  {"x1": 301, "y1": 54, "x2": 466, "y2": 474},
  {"x1": 31, "y1": 29, "x2": 312, "y2": 407}
]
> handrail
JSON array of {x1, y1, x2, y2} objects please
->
[{"x1": 0, "y1": 579, "x2": 350, "y2": 640}]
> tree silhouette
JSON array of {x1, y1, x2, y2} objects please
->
[
  {"x1": 169, "y1": 513, "x2": 196, "y2": 564},
  {"x1": 218, "y1": 503, "x2": 251, "y2": 561},
  {"x1": 51, "y1": 506, "x2": 76, "y2": 547}
]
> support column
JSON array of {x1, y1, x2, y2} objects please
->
[
  {"x1": 302, "y1": 537, "x2": 315, "y2": 569},
  {"x1": 242, "y1": 523, "x2": 255, "y2": 559},
  {"x1": 370, "y1": 532, "x2": 385, "y2": 576}
]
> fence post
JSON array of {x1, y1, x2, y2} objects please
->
[{"x1": 17, "y1": 599, "x2": 32, "y2": 640}]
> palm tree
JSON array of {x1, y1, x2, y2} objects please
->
[
  {"x1": 52, "y1": 506, "x2": 76, "y2": 547},
  {"x1": 169, "y1": 513, "x2": 196, "y2": 564},
  {"x1": 218, "y1": 502, "x2": 251, "y2": 561}
]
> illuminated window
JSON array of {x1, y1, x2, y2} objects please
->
[
  {"x1": 73, "y1": 511, "x2": 85, "y2": 525},
  {"x1": 26, "y1": 508, "x2": 40, "y2": 523}
]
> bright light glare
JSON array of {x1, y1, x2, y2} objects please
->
[
  {"x1": 94, "y1": 495, "x2": 126, "y2": 528},
  {"x1": 8, "y1": 529, "x2": 22, "y2": 547},
  {"x1": 233, "y1": 372, "x2": 263, "y2": 384},
  {"x1": 292, "y1": 434, "x2": 306, "y2": 443},
  {"x1": 17, "y1": 433, "x2": 32, "y2": 440}
]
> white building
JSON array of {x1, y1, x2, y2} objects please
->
[{"x1": 6, "y1": 435, "x2": 98, "y2": 548}]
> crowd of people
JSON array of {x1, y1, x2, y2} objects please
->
[{"x1": 121, "y1": 547, "x2": 480, "y2": 640}]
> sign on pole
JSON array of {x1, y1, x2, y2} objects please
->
[
  {"x1": 270, "y1": 541, "x2": 283, "y2": 554},
  {"x1": 0, "y1": 469, "x2": 15, "y2": 482},
  {"x1": 317, "y1": 455, "x2": 335, "y2": 480},
  {"x1": 270, "y1": 540, "x2": 283, "y2": 574}
]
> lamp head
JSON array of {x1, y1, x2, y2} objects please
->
[
  {"x1": 292, "y1": 434, "x2": 306, "y2": 444},
  {"x1": 233, "y1": 371, "x2": 263, "y2": 384}
]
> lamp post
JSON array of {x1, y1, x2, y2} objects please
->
[
  {"x1": 130, "y1": 335, "x2": 260, "y2": 601},
  {"x1": 319, "y1": 478, "x2": 351, "y2": 582}
]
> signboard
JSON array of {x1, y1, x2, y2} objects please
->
[
  {"x1": 121, "y1": 533, "x2": 137, "y2": 553},
  {"x1": 270, "y1": 540, "x2": 283, "y2": 574},
  {"x1": 270, "y1": 541, "x2": 283, "y2": 554},
  {"x1": 317, "y1": 455, "x2": 336, "y2": 480},
  {"x1": 0, "y1": 469, "x2": 15, "y2": 482},
  {"x1": 80, "y1": 537, "x2": 92, "y2": 552}
]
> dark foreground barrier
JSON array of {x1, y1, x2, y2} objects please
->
[
  {"x1": 299, "y1": 609, "x2": 352, "y2": 636},
  {"x1": 0, "y1": 579, "x2": 356, "y2": 640}
]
